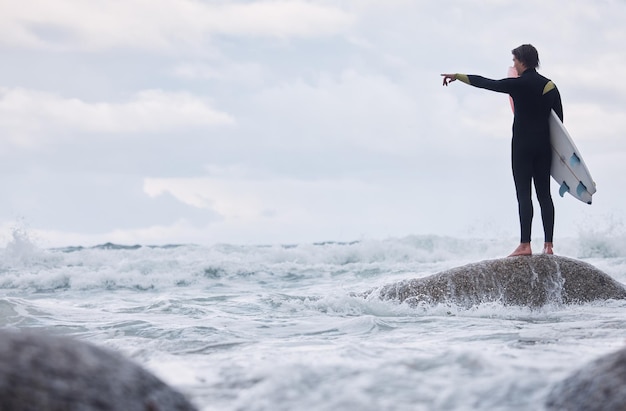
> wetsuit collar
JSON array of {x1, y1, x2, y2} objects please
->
[{"x1": 520, "y1": 68, "x2": 537, "y2": 76}]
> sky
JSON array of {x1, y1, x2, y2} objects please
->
[{"x1": 1, "y1": 0, "x2": 625, "y2": 247}]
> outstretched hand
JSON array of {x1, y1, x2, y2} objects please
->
[{"x1": 441, "y1": 74, "x2": 456, "y2": 86}]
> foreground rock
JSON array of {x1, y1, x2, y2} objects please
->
[
  {"x1": 0, "y1": 329, "x2": 197, "y2": 411},
  {"x1": 372, "y1": 255, "x2": 626, "y2": 308},
  {"x1": 546, "y1": 347, "x2": 626, "y2": 411}
]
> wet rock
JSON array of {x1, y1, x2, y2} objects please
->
[
  {"x1": 546, "y1": 347, "x2": 626, "y2": 411},
  {"x1": 0, "y1": 329, "x2": 197, "y2": 411},
  {"x1": 372, "y1": 254, "x2": 626, "y2": 307}
]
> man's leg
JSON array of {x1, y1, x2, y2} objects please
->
[
  {"x1": 509, "y1": 147, "x2": 534, "y2": 256},
  {"x1": 534, "y1": 148, "x2": 555, "y2": 254}
]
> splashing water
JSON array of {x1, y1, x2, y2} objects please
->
[{"x1": 2, "y1": 227, "x2": 626, "y2": 410}]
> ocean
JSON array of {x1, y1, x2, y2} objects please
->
[{"x1": 2, "y1": 229, "x2": 626, "y2": 411}]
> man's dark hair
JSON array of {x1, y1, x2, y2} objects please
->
[{"x1": 512, "y1": 44, "x2": 540, "y2": 69}]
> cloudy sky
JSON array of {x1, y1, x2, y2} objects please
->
[{"x1": 1, "y1": 0, "x2": 624, "y2": 247}]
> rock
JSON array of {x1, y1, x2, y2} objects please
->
[
  {"x1": 546, "y1": 347, "x2": 626, "y2": 411},
  {"x1": 372, "y1": 254, "x2": 626, "y2": 308},
  {"x1": 0, "y1": 329, "x2": 197, "y2": 411}
]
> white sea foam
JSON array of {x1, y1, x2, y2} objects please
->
[{"x1": 2, "y1": 228, "x2": 626, "y2": 410}]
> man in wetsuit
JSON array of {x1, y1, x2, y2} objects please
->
[{"x1": 441, "y1": 44, "x2": 563, "y2": 257}]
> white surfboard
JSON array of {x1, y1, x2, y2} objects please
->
[
  {"x1": 506, "y1": 67, "x2": 596, "y2": 204},
  {"x1": 548, "y1": 111, "x2": 596, "y2": 204}
]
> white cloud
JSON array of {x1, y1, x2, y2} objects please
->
[
  {"x1": 564, "y1": 103, "x2": 626, "y2": 142},
  {"x1": 0, "y1": 88, "x2": 234, "y2": 146},
  {"x1": 246, "y1": 69, "x2": 431, "y2": 154},
  {"x1": 172, "y1": 60, "x2": 267, "y2": 88},
  {"x1": 0, "y1": 0, "x2": 355, "y2": 51},
  {"x1": 144, "y1": 176, "x2": 265, "y2": 221},
  {"x1": 139, "y1": 164, "x2": 522, "y2": 245},
  {"x1": 2, "y1": 0, "x2": 626, "y2": 247},
  {"x1": 140, "y1": 173, "x2": 391, "y2": 244},
  {"x1": 143, "y1": 174, "x2": 377, "y2": 223}
]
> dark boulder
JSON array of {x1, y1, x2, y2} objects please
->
[
  {"x1": 0, "y1": 329, "x2": 197, "y2": 411},
  {"x1": 372, "y1": 254, "x2": 626, "y2": 307},
  {"x1": 546, "y1": 347, "x2": 626, "y2": 411}
]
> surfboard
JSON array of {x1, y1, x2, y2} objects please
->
[
  {"x1": 506, "y1": 67, "x2": 596, "y2": 204},
  {"x1": 548, "y1": 111, "x2": 596, "y2": 204}
]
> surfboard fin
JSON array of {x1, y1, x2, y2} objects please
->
[
  {"x1": 576, "y1": 182, "x2": 588, "y2": 197},
  {"x1": 570, "y1": 153, "x2": 581, "y2": 166},
  {"x1": 559, "y1": 182, "x2": 570, "y2": 197}
]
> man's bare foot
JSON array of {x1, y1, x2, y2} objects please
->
[
  {"x1": 508, "y1": 243, "x2": 532, "y2": 257},
  {"x1": 543, "y1": 242, "x2": 554, "y2": 254}
]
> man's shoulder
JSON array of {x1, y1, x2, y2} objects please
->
[{"x1": 534, "y1": 70, "x2": 554, "y2": 84}]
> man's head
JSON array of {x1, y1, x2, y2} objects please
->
[{"x1": 512, "y1": 44, "x2": 540, "y2": 73}]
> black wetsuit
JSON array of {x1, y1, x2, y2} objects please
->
[{"x1": 457, "y1": 69, "x2": 563, "y2": 243}]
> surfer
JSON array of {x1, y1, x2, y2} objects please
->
[{"x1": 441, "y1": 44, "x2": 563, "y2": 257}]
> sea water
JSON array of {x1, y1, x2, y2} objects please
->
[{"x1": 2, "y1": 229, "x2": 626, "y2": 411}]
